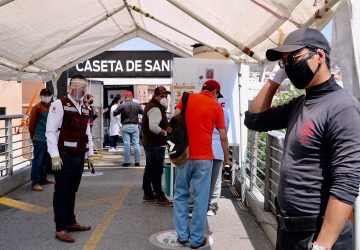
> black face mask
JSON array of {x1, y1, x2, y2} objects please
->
[
  {"x1": 284, "y1": 51, "x2": 321, "y2": 89},
  {"x1": 88, "y1": 100, "x2": 94, "y2": 105}
]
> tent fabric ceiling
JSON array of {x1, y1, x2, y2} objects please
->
[{"x1": 0, "y1": 0, "x2": 342, "y2": 81}]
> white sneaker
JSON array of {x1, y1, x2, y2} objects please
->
[
  {"x1": 108, "y1": 148, "x2": 117, "y2": 152},
  {"x1": 207, "y1": 208, "x2": 216, "y2": 216}
]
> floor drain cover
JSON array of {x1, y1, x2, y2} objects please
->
[{"x1": 149, "y1": 230, "x2": 212, "y2": 249}]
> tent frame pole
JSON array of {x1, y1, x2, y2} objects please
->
[
  {"x1": 20, "y1": 4, "x2": 127, "y2": 70},
  {"x1": 0, "y1": 60, "x2": 48, "y2": 73},
  {"x1": 166, "y1": 0, "x2": 262, "y2": 63},
  {"x1": 0, "y1": 0, "x2": 13, "y2": 8},
  {"x1": 128, "y1": 4, "x2": 241, "y2": 62}
]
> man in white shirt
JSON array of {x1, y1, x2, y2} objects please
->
[{"x1": 46, "y1": 75, "x2": 95, "y2": 243}]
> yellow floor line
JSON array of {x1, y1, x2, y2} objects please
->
[
  {"x1": 0, "y1": 197, "x2": 49, "y2": 214},
  {"x1": 82, "y1": 183, "x2": 132, "y2": 250},
  {"x1": 76, "y1": 197, "x2": 115, "y2": 209},
  {"x1": 0, "y1": 196, "x2": 116, "y2": 214}
]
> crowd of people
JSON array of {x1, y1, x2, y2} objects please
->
[{"x1": 26, "y1": 27, "x2": 360, "y2": 249}]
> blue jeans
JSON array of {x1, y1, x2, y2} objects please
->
[
  {"x1": 31, "y1": 140, "x2": 50, "y2": 186},
  {"x1": 53, "y1": 152, "x2": 85, "y2": 232},
  {"x1": 122, "y1": 124, "x2": 140, "y2": 164},
  {"x1": 142, "y1": 146, "x2": 165, "y2": 198},
  {"x1": 173, "y1": 160, "x2": 212, "y2": 247}
]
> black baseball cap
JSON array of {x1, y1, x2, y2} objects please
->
[
  {"x1": 40, "y1": 88, "x2": 52, "y2": 96},
  {"x1": 266, "y1": 28, "x2": 331, "y2": 61},
  {"x1": 154, "y1": 86, "x2": 171, "y2": 96}
]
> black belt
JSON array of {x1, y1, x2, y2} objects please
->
[{"x1": 275, "y1": 197, "x2": 323, "y2": 232}]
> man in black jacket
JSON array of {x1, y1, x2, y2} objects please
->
[{"x1": 245, "y1": 28, "x2": 360, "y2": 250}]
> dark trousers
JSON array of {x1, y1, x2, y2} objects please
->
[
  {"x1": 110, "y1": 135, "x2": 118, "y2": 148},
  {"x1": 53, "y1": 152, "x2": 85, "y2": 232},
  {"x1": 31, "y1": 140, "x2": 50, "y2": 186},
  {"x1": 142, "y1": 146, "x2": 165, "y2": 198},
  {"x1": 276, "y1": 220, "x2": 353, "y2": 250}
]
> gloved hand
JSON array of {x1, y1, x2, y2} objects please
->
[
  {"x1": 51, "y1": 156, "x2": 63, "y2": 171},
  {"x1": 86, "y1": 156, "x2": 95, "y2": 174},
  {"x1": 269, "y1": 64, "x2": 287, "y2": 85}
]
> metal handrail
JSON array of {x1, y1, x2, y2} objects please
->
[{"x1": 0, "y1": 114, "x2": 32, "y2": 178}]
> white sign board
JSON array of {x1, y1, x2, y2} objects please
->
[{"x1": 172, "y1": 58, "x2": 240, "y2": 145}]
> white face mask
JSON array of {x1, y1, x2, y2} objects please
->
[
  {"x1": 160, "y1": 97, "x2": 168, "y2": 108},
  {"x1": 41, "y1": 96, "x2": 52, "y2": 104}
]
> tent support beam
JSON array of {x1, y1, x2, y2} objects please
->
[
  {"x1": 0, "y1": 60, "x2": 48, "y2": 73},
  {"x1": 55, "y1": 30, "x2": 137, "y2": 76},
  {"x1": 128, "y1": 4, "x2": 241, "y2": 62},
  {"x1": 166, "y1": 0, "x2": 263, "y2": 63},
  {"x1": 137, "y1": 29, "x2": 192, "y2": 58},
  {"x1": 0, "y1": 0, "x2": 13, "y2": 8},
  {"x1": 21, "y1": 4, "x2": 127, "y2": 70},
  {"x1": 303, "y1": 0, "x2": 340, "y2": 28},
  {"x1": 96, "y1": 0, "x2": 125, "y2": 33}
]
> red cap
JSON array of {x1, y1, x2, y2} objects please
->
[
  {"x1": 124, "y1": 91, "x2": 133, "y2": 97},
  {"x1": 202, "y1": 80, "x2": 223, "y2": 98},
  {"x1": 154, "y1": 86, "x2": 171, "y2": 96}
]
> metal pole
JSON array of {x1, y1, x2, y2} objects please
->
[
  {"x1": 5, "y1": 118, "x2": 13, "y2": 176},
  {"x1": 237, "y1": 63, "x2": 247, "y2": 202},
  {"x1": 264, "y1": 133, "x2": 272, "y2": 211},
  {"x1": 20, "y1": 4, "x2": 127, "y2": 70},
  {"x1": 249, "y1": 131, "x2": 258, "y2": 191},
  {"x1": 128, "y1": 5, "x2": 241, "y2": 63},
  {"x1": 166, "y1": 0, "x2": 263, "y2": 63},
  {"x1": 0, "y1": 0, "x2": 13, "y2": 8},
  {"x1": 0, "y1": 60, "x2": 48, "y2": 73},
  {"x1": 355, "y1": 190, "x2": 360, "y2": 249}
]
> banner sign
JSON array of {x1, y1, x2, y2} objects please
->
[{"x1": 69, "y1": 51, "x2": 175, "y2": 78}]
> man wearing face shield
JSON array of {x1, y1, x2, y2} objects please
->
[
  {"x1": 46, "y1": 75, "x2": 95, "y2": 243},
  {"x1": 29, "y1": 88, "x2": 54, "y2": 191},
  {"x1": 244, "y1": 28, "x2": 360, "y2": 249},
  {"x1": 141, "y1": 86, "x2": 172, "y2": 206}
]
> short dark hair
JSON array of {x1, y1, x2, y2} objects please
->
[
  {"x1": 325, "y1": 53, "x2": 331, "y2": 69},
  {"x1": 69, "y1": 75, "x2": 87, "y2": 85}
]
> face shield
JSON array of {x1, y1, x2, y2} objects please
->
[{"x1": 68, "y1": 79, "x2": 87, "y2": 101}]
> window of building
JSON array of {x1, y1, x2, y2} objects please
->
[{"x1": 0, "y1": 107, "x2": 5, "y2": 115}]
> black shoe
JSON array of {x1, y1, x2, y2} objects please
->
[
  {"x1": 177, "y1": 238, "x2": 188, "y2": 245},
  {"x1": 190, "y1": 237, "x2": 207, "y2": 249},
  {"x1": 134, "y1": 163, "x2": 140, "y2": 166},
  {"x1": 122, "y1": 163, "x2": 131, "y2": 167}
]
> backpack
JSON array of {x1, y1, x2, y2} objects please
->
[{"x1": 166, "y1": 92, "x2": 190, "y2": 165}]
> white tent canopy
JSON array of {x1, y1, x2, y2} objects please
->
[{"x1": 0, "y1": 0, "x2": 351, "y2": 82}]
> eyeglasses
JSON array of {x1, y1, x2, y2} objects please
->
[{"x1": 278, "y1": 50, "x2": 316, "y2": 68}]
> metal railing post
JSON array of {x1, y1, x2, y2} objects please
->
[
  {"x1": 249, "y1": 131, "x2": 258, "y2": 191},
  {"x1": 355, "y1": 189, "x2": 359, "y2": 249},
  {"x1": 4, "y1": 118, "x2": 13, "y2": 175},
  {"x1": 264, "y1": 133, "x2": 272, "y2": 211}
]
